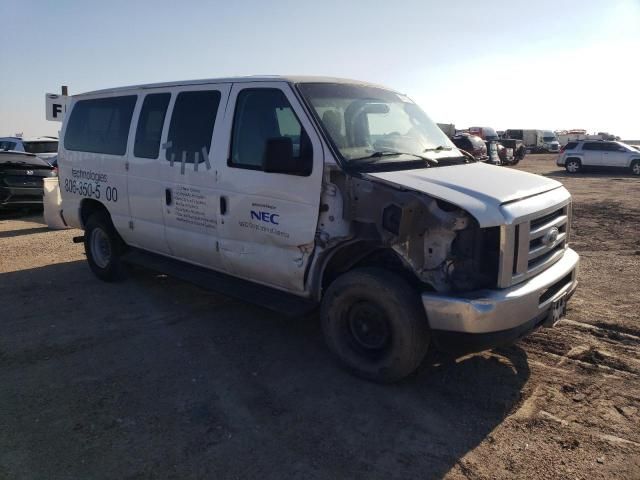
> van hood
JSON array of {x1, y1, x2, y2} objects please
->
[{"x1": 366, "y1": 162, "x2": 562, "y2": 227}]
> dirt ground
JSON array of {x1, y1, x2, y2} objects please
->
[{"x1": 0, "y1": 154, "x2": 638, "y2": 479}]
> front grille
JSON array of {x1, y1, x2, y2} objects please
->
[{"x1": 498, "y1": 199, "x2": 571, "y2": 287}]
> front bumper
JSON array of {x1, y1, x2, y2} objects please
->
[
  {"x1": 422, "y1": 248, "x2": 579, "y2": 353},
  {"x1": 0, "y1": 186, "x2": 44, "y2": 207}
]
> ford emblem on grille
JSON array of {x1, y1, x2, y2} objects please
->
[
  {"x1": 26, "y1": 170, "x2": 34, "y2": 175},
  {"x1": 542, "y1": 227, "x2": 560, "y2": 246}
]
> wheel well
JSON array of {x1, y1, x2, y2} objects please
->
[
  {"x1": 319, "y1": 243, "x2": 425, "y2": 296},
  {"x1": 565, "y1": 157, "x2": 581, "y2": 163},
  {"x1": 80, "y1": 199, "x2": 109, "y2": 228}
]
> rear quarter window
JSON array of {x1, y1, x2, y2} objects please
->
[
  {"x1": 565, "y1": 142, "x2": 578, "y2": 150},
  {"x1": 64, "y1": 96, "x2": 137, "y2": 155},
  {"x1": 23, "y1": 141, "x2": 58, "y2": 154}
]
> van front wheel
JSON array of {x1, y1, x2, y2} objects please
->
[
  {"x1": 320, "y1": 268, "x2": 430, "y2": 383},
  {"x1": 84, "y1": 211, "x2": 125, "y2": 282}
]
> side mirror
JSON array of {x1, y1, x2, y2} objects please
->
[{"x1": 264, "y1": 136, "x2": 304, "y2": 175}]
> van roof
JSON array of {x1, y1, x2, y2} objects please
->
[{"x1": 77, "y1": 76, "x2": 394, "y2": 97}]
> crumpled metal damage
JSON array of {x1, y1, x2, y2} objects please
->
[{"x1": 322, "y1": 170, "x2": 473, "y2": 292}]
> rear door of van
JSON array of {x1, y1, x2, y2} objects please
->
[
  {"x1": 214, "y1": 81, "x2": 324, "y2": 293},
  {"x1": 156, "y1": 83, "x2": 231, "y2": 270}
]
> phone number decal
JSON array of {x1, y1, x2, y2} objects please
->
[{"x1": 63, "y1": 178, "x2": 118, "y2": 202}]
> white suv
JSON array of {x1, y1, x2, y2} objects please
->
[{"x1": 557, "y1": 140, "x2": 640, "y2": 175}]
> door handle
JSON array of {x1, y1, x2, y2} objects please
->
[
  {"x1": 165, "y1": 188, "x2": 172, "y2": 206},
  {"x1": 220, "y1": 196, "x2": 227, "y2": 215}
]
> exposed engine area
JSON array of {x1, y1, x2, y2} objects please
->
[{"x1": 322, "y1": 170, "x2": 500, "y2": 293}]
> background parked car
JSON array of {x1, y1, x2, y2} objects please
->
[
  {"x1": 499, "y1": 138, "x2": 527, "y2": 164},
  {"x1": 0, "y1": 136, "x2": 59, "y2": 161},
  {"x1": 450, "y1": 133, "x2": 488, "y2": 161},
  {"x1": 556, "y1": 140, "x2": 640, "y2": 175},
  {"x1": 0, "y1": 150, "x2": 57, "y2": 210}
]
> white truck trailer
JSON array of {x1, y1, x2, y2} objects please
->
[{"x1": 505, "y1": 129, "x2": 560, "y2": 153}]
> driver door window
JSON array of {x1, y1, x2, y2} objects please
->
[{"x1": 229, "y1": 89, "x2": 312, "y2": 175}]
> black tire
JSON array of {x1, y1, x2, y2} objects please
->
[
  {"x1": 631, "y1": 160, "x2": 640, "y2": 176},
  {"x1": 320, "y1": 268, "x2": 430, "y2": 383},
  {"x1": 565, "y1": 158, "x2": 581, "y2": 174},
  {"x1": 84, "y1": 210, "x2": 125, "y2": 282}
]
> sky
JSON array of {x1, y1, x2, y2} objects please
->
[{"x1": 1, "y1": 0, "x2": 639, "y2": 139}]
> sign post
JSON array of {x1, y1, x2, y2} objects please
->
[{"x1": 45, "y1": 86, "x2": 69, "y2": 122}]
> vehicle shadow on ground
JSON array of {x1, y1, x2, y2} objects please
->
[
  {"x1": 0, "y1": 209, "x2": 46, "y2": 223},
  {"x1": 0, "y1": 226, "x2": 51, "y2": 239},
  {"x1": 546, "y1": 169, "x2": 636, "y2": 180},
  {"x1": 0, "y1": 260, "x2": 530, "y2": 480}
]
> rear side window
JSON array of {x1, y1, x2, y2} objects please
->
[
  {"x1": 134, "y1": 93, "x2": 170, "y2": 159},
  {"x1": 0, "y1": 140, "x2": 17, "y2": 150},
  {"x1": 64, "y1": 96, "x2": 137, "y2": 155},
  {"x1": 23, "y1": 141, "x2": 58, "y2": 154},
  {"x1": 582, "y1": 142, "x2": 604, "y2": 151},
  {"x1": 229, "y1": 88, "x2": 312, "y2": 174},
  {"x1": 165, "y1": 90, "x2": 221, "y2": 164},
  {"x1": 565, "y1": 142, "x2": 578, "y2": 150},
  {"x1": 601, "y1": 143, "x2": 622, "y2": 151}
]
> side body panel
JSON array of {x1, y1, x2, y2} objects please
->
[{"x1": 58, "y1": 95, "x2": 135, "y2": 232}]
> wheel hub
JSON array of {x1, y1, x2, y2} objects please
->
[
  {"x1": 347, "y1": 302, "x2": 390, "y2": 350},
  {"x1": 91, "y1": 228, "x2": 112, "y2": 269}
]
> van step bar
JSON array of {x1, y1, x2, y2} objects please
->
[{"x1": 121, "y1": 248, "x2": 318, "y2": 317}]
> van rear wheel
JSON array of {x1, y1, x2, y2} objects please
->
[
  {"x1": 84, "y1": 211, "x2": 125, "y2": 282},
  {"x1": 320, "y1": 268, "x2": 430, "y2": 383}
]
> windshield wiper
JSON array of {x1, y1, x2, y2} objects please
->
[
  {"x1": 352, "y1": 150, "x2": 439, "y2": 165},
  {"x1": 423, "y1": 146, "x2": 453, "y2": 152}
]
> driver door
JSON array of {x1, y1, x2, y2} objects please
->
[{"x1": 215, "y1": 82, "x2": 324, "y2": 293}]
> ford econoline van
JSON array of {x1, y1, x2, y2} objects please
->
[{"x1": 58, "y1": 76, "x2": 579, "y2": 382}]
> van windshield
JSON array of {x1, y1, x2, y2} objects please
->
[{"x1": 298, "y1": 83, "x2": 461, "y2": 168}]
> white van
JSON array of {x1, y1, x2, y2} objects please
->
[{"x1": 58, "y1": 76, "x2": 579, "y2": 382}]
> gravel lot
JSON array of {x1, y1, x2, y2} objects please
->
[{"x1": 1, "y1": 155, "x2": 638, "y2": 479}]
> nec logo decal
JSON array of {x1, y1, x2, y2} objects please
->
[{"x1": 251, "y1": 210, "x2": 280, "y2": 225}]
